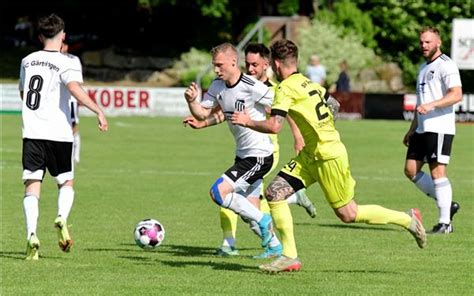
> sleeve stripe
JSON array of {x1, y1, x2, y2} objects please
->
[
  {"x1": 324, "y1": 90, "x2": 330, "y2": 100},
  {"x1": 241, "y1": 75, "x2": 256, "y2": 86},
  {"x1": 271, "y1": 109, "x2": 287, "y2": 117},
  {"x1": 59, "y1": 68, "x2": 82, "y2": 76},
  {"x1": 255, "y1": 88, "x2": 270, "y2": 104}
]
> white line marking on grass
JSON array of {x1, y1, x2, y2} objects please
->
[
  {"x1": 90, "y1": 168, "x2": 216, "y2": 177},
  {"x1": 0, "y1": 148, "x2": 20, "y2": 153},
  {"x1": 115, "y1": 121, "x2": 133, "y2": 127}
]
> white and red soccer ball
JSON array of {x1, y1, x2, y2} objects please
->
[{"x1": 134, "y1": 219, "x2": 165, "y2": 249}]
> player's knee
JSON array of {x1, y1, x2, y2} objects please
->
[
  {"x1": 337, "y1": 212, "x2": 356, "y2": 223},
  {"x1": 264, "y1": 186, "x2": 277, "y2": 202},
  {"x1": 404, "y1": 167, "x2": 416, "y2": 180},
  {"x1": 265, "y1": 176, "x2": 295, "y2": 202},
  {"x1": 334, "y1": 205, "x2": 357, "y2": 223},
  {"x1": 210, "y1": 177, "x2": 224, "y2": 206},
  {"x1": 25, "y1": 191, "x2": 40, "y2": 200}
]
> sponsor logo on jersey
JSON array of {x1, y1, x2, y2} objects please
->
[
  {"x1": 235, "y1": 99, "x2": 245, "y2": 112},
  {"x1": 427, "y1": 70, "x2": 435, "y2": 81},
  {"x1": 25, "y1": 60, "x2": 60, "y2": 72}
]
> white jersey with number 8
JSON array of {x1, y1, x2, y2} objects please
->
[{"x1": 19, "y1": 50, "x2": 83, "y2": 142}]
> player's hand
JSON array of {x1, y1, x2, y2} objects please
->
[
  {"x1": 230, "y1": 109, "x2": 251, "y2": 127},
  {"x1": 402, "y1": 131, "x2": 413, "y2": 147},
  {"x1": 184, "y1": 82, "x2": 200, "y2": 103},
  {"x1": 98, "y1": 111, "x2": 108, "y2": 132},
  {"x1": 294, "y1": 136, "x2": 305, "y2": 154},
  {"x1": 183, "y1": 116, "x2": 205, "y2": 129},
  {"x1": 416, "y1": 102, "x2": 435, "y2": 115}
]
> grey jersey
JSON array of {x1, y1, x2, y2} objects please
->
[{"x1": 201, "y1": 73, "x2": 274, "y2": 158}]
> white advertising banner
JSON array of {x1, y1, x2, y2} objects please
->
[
  {"x1": 451, "y1": 18, "x2": 474, "y2": 70},
  {"x1": 0, "y1": 83, "x2": 190, "y2": 117}
]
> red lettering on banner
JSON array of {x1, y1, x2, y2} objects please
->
[
  {"x1": 87, "y1": 88, "x2": 151, "y2": 109},
  {"x1": 88, "y1": 89, "x2": 97, "y2": 103},
  {"x1": 101, "y1": 90, "x2": 111, "y2": 107},
  {"x1": 114, "y1": 90, "x2": 124, "y2": 107},
  {"x1": 139, "y1": 91, "x2": 149, "y2": 108},
  {"x1": 127, "y1": 91, "x2": 136, "y2": 108}
]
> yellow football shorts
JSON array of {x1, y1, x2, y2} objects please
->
[
  {"x1": 280, "y1": 150, "x2": 355, "y2": 209},
  {"x1": 261, "y1": 149, "x2": 280, "y2": 196}
]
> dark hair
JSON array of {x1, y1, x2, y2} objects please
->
[
  {"x1": 420, "y1": 26, "x2": 440, "y2": 37},
  {"x1": 270, "y1": 39, "x2": 298, "y2": 62},
  {"x1": 244, "y1": 43, "x2": 270, "y2": 60},
  {"x1": 37, "y1": 13, "x2": 65, "y2": 38}
]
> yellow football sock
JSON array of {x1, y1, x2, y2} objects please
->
[
  {"x1": 355, "y1": 205, "x2": 411, "y2": 228},
  {"x1": 260, "y1": 198, "x2": 270, "y2": 215},
  {"x1": 220, "y1": 208, "x2": 238, "y2": 238},
  {"x1": 269, "y1": 200, "x2": 297, "y2": 258}
]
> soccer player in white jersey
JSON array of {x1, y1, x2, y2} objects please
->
[
  {"x1": 61, "y1": 40, "x2": 81, "y2": 164},
  {"x1": 183, "y1": 43, "x2": 317, "y2": 259},
  {"x1": 19, "y1": 14, "x2": 108, "y2": 260},
  {"x1": 403, "y1": 26, "x2": 463, "y2": 234},
  {"x1": 184, "y1": 42, "x2": 278, "y2": 252}
]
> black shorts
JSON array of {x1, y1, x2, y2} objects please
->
[
  {"x1": 222, "y1": 154, "x2": 274, "y2": 193},
  {"x1": 406, "y1": 132, "x2": 454, "y2": 164},
  {"x1": 22, "y1": 138, "x2": 74, "y2": 183}
]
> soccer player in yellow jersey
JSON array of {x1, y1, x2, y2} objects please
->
[
  {"x1": 184, "y1": 43, "x2": 316, "y2": 259},
  {"x1": 231, "y1": 39, "x2": 427, "y2": 273}
]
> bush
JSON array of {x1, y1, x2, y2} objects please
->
[
  {"x1": 298, "y1": 20, "x2": 381, "y2": 87},
  {"x1": 169, "y1": 48, "x2": 215, "y2": 88}
]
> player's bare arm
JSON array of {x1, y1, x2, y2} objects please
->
[
  {"x1": 67, "y1": 81, "x2": 108, "y2": 131},
  {"x1": 326, "y1": 95, "x2": 340, "y2": 118},
  {"x1": 416, "y1": 86, "x2": 462, "y2": 115},
  {"x1": 184, "y1": 82, "x2": 212, "y2": 120},
  {"x1": 287, "y1": 115, "x2": 305, "y2": 154},
  {"x1": 183, "y1": 106, "x2": 225, "y2": 129},
  {"x1": 403, "y1": 116, "x2": 418, "y2": 147},
  {"x1": 231, "y1": 110, "x2": 285, "y2": 134}
]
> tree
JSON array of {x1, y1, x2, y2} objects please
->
[
  {"x1": 298, "y1": 20, "x2": 381, "y2": 88},
  {"x1": 317, "y1": 0, "x2": 377, "y2": 49},
  {"x1": 351, "y1": 0, "x2": 473, "y2": 85}
]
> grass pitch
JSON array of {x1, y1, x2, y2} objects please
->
[{"x1": 1, "y1": 115, "x2": 473, "y2": 295}]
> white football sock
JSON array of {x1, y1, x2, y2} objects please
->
[
  {"x1": 286, "y1": 193, "x2": 297, "y2": 205},
  {"x1": 244, "y1": 218, "x2": 262, "y2": 237},
  {"x1": 23, "y1": 193, "x2": 39, "y2": 239},
  {"x1": 246, "y1": 219, "x2": 280, "y2": 248},
  {"x1": 221, "y1": 192, "x2": 263, "y2": 223},
  {"x1": 222, "y1": 237, "x2": 235, "y2": 248},
  {"x1": 412, "y1": 171, "x2": 436, "y2": 199},
  {"x1": 268, "y1": 234, "x2": 281, "y2": 248},
  {"x1": 434, "y1": 177, "x2": 452, "y2": 224},
  {"x1": 57, "y1": 186, "x2": 74, "y2": 220}
]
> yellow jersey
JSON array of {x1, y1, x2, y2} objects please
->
[
  {"x1": 271, "y1": 73, "x2": 345, "y2": 160},
  {"x1": 265, "y1": 79, "x2": 279, "y2": 154}
]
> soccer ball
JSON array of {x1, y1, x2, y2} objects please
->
[{"x1": 134, "y1": 219, "x2": 165, "y2": 249}]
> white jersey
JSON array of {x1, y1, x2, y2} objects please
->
[
  {"x1": 416, "y1": 54, "x2": 462, "y2": 134},
  {"x1": 19, "y1": 50, "x2": 83, "y2": 142},
  {"x1": 66, "y1": 53, "x2": 82, "y2": 105},
  {"x1": 201, "y1": 73, "x2": 274, "y2": 158}
]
